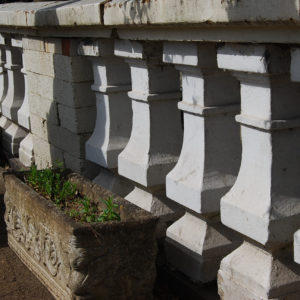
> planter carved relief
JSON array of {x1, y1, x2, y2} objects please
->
[{"x1": 4, "y1": 172, "x2": 158, "y2": 300}]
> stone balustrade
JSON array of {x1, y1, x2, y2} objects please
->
[{"x1": 1, "y1": 1, "x2": 300, "y2": 299}]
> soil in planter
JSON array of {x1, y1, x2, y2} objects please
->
[{"x1": 24, "y1": 164, "x2": 121, "y2": 224}]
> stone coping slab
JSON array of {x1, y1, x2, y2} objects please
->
[
  {"x1": 0, "y1": 0, "x2": 108, "y2": 27},
  {"x1": 1, "y1": 0, "x2": 300, "y2": 29},
  {"x1": 104, "y1": 0, "x2": 300, "y2": 26}
]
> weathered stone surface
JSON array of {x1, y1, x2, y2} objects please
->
[
  {"x1": 104, "y1": 0, "x2": 300, "y2": 26},
  {"x1": 30, "y1": 114, "x2": 90, "y2": 159},
  {"x1": 166, "y1": 212, "x2": 241, "y2": 283},
  {"x1": 25, "y1": 50, "x2": 93, "y2": 82},
  {"x1": 32, "y1": 135, "x2": 64, "y2": 169},
  {"x1": 28, "y1": 72, "x2": 95, "y2": 108},
  {"x1": 58, "y1": 104, "x2": 96, "y2": 134},
  {"x1": 0, "y1": 0, "x2": 107, "y2": 27},
  {"x1": 4, "y1": 173, "x2": 158, "y2": 300},
  {"x1": 218, "y1": 242, "x2": 300, "y2": 300},
  {"x1": 28, "y1": 93, "x2": 58, "y2": 125},
  {"x1": 23, "y1": 37, "x2": 62, "y2": 54}
]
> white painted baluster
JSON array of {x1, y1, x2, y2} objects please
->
[
  {"x1": 1, "y1": 37, "x2": 26, "y2": 156},
  {"x1": 0, "y1": 34, "x2": 9, "y2": 133},
  {"x1": 79, "y1": 39, "x2": 133, "y2": 196},
  {"x1": 163, "y1": 42, "x2": 241, "y2": 282},
  {"x1": 115, "y1": 40, "x2": 184, "y2": 235},
  {"x1": 0, "y1": 34, "x2": 7, "y2": 106},
  {"x1": 17, "y1": 49, "x2": 30, "y2": 130},
  {"x1": 217, "y1": 44, "x2": 300, "y2": 299},
  {"x1": 1, "y1": 37, "x2": 24, "y2": 122}
]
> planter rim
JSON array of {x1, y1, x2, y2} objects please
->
[{"x1": 4, "y1": 172, "x2": 158, "y2": 233}]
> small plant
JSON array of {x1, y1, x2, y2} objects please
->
[
  {"x1": 25, "y1": 163, "x2": 76, "y2": 207},
  {"x1": 97, "y1": 196, "x2": 121, "y2": 222},
  {"x1": 25, "y1": 163, "x2": 120, "y2": 224}
]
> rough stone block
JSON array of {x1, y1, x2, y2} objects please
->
[
  {"x1": 54, "y1": 80, "x2": 95, "y2": 107},
  {"x1": 48, "y1": 126, "x2": 90, "y2": 159},
  {"x1": 24, "y1": 49, "x2": 54, "y2": 77},
  {"x1": 25, "y1": 50, "x2": 93, "y2": 82},
  {"x1": 218, "y1": 242, "x2": 300, "y2": 300},
  {"x1": 27, "y1": 72, "x2": 55, "y2": 100},
  {"x1": 23, "y1": 37, "x2": 80, "y2": 56},
  {"x1": 58, "y1": 104, "x2": 96, "y2": 134},
  {"x1": 28, "y1": 72, "x2": 95, "y2": 108},
  {"x1": 23, "y1": 37, "x2": 57, "y2": 53},
  {"x1": 29, "y1": 93, "x2": 58, "y2": 125},
  {"x1": 32, "y1": 134, "x2": 64, "y2": 168},
  {"x1": 53, "y1": 55, "x2": 93, "y2": 82},
  {"x1": 30, "y1": 114, "x2": 49, "y2": 141}
]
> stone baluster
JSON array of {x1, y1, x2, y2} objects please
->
[
  {"x1": 217, "y1": 44, "x2": 300, "y2": 299},
  {"x1": 17, "y1": 43, "x2": 30, "y2": 130},
  {"x1": 0, "y1": 34, "x2": 7, "y2": 106},
  {"x1": 0, "y1": 34, "x2": 10, "y2": 133},
  {"x1": 1, "y1": 37, "x2": 24, "y2": 122},
  {"x1": 17, "y1": 37, "x2": 33, "y2": 166},
  {"x1": 295, "y1": 230, "x2": 300, "y2": 265},
  {"x1": 162, "y1": 42, "x2": 242, "y2": 283},
  {"x1": 78, "y1": 39, "x2": 133, "y2": 196},
  {"x1": 1, "y1": 37, "x2": 26, "y2": 156},
  {"x1": 114, "y1": 40, "x2": 184, "y2": 233}
]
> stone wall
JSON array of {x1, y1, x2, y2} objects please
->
[{"x1": 0, "y1": 1, "x2": 300, "y2": 299}]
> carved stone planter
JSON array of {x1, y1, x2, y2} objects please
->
[{"x1": 4, "y1": 172, "x2": 158, "y2": 300}]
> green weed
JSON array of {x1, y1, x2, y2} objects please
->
[
  {"x1": 25, "y1": 163, "x2": 120, "y2": 224},
  {"x1": 97, "y1": 196, "x2": 121, "y2": 222}
]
